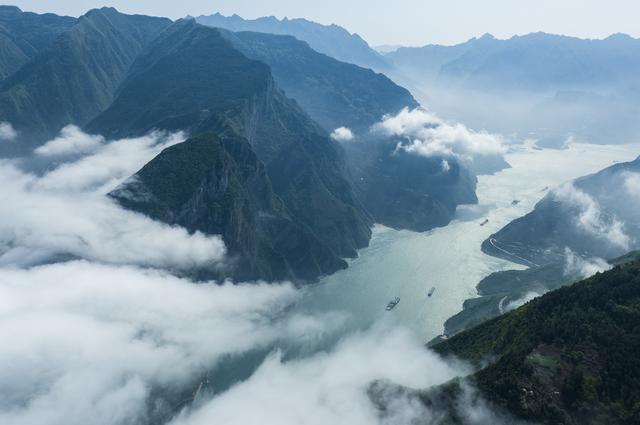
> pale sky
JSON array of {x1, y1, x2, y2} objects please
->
[{"x1": 9, "y1": 0, "x2": 640, "y2": 46}]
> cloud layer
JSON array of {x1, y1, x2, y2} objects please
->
[
  {"x1": 34, "y1": 125, "x2": 105, "y2": 157},
  {"x1": 372, "y1": 107, "x2": 507, "y2": 174},
  {"x1": 553, "y1": 182, "x2": 631, "y2": 251},
  {"x1": 0, "y1": 261, "x2": 304, "y2": 425},
  {"x1": 331, "y1": 126, "x2": 355, "y2": 142},
  {"x1": 0, "y1": 122, "x2": 17, "y2": 142},
  {"x1": 0, "y1": 129, "x2": 224, "y2": 270},
  {"x1": 0, "y1": 127, "x2": 524, "y2": 425}
]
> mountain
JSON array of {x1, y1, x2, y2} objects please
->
[
  {"x1": 343, "y1": 140, "x2": 478, "y2": 231},
  {"x1": 0, "y1": 6, "x2": 75, "y2": 81},
  {"x1": 218, "y1": 29, "x2": 477, "y2": 232},
  {"x1": 91, "y1": 20, "x2": 372, "y2": 281},
  {"x1": 432, "y1": 258, "x2": 640, "y2": 425},
  {"x1": 195, "y1": 12, "x2": 387, "y2": 71},
  {"x1": 385, "y1": 33, "x2": 640, "y2": 145},
  {"x1": 221, "y1": 30, "x2": 417, "y2": 132},
  {"x1": 0, "y1": 7, "x2": 171, "y2": 155},
  {"x1": 110, "y1": 133, "x2": 346, "y2": 282},
  {"x1": 482, "y1": 157, "x2": 640, "y2": 267},
  {"x1": 387, "y1": 32, "x2": 640, "y2": 93},
  {"x1": 386, "y1": 33, "x2": 498, "y2": 84}
]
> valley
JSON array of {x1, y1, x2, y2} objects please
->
[{"x1": 1, "y1": 4, "x2": 640, "y2": 425}]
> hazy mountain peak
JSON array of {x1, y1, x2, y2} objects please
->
[
  {"x1": 195, "y1": 11, "x2": 387, "y2": 70},
  {"x1": 0, "y1": 5, "x2": 21, "y2": 13}
]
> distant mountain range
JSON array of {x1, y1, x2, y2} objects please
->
[
  {"x1": 387, "y1": 32, "x2": 640, "y2": 92},
  {"x1": 194, "y1": 12, "x2": 388, "y2": 71},
  {"x1": 384, "y1": 32, "x2": 640, "y2": 145}
]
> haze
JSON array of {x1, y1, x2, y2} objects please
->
[{"x1": 10, "y1": 0, "x2": 640, "y2": 46}]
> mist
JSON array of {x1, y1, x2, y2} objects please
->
[
  {"x1": 0, "y1": 126, "x2": 530, "y2": 425},
  {"x1": 372, "y1": 107, "x2": 509, "y2": 175}
]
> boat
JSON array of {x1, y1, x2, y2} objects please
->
[
  {"x1": 428, "y1": 287, "x2": 436, "y2": 297},
  {"x1": 480, "y1": 219, "x2": 489, "y2": 226},
  {"x1": 385, "y1": 297, "x2": 400, "y2": 311}
]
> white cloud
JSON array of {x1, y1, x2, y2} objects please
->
[
  {"x1": 0, "y1": 122, "x2": 17, "y2": 142},
  {"x1": 34, "y1": 130, "x2": 185, "y2": 193},
  {"x1": 504, "y1": 291, "x2": 541, "y2": 312},
  {"x1": 171, "y1": 325, "x2": 468, "y2": 425},
  {"x1": 330, "y1": 127, "x2": 355, "y2": 142},
  {"x1": 34, "y1": 125, "x2": 105, "y2": 156},
  {"x1": 0, "y1": 261, "x2": 306, "y2": 425},
  {"x1": 441, "y1": 159, "x2": 451, "y2": 172},
  {"x1": 372, "y1": 108, "x2": 506, "y2": 172},
  {"x1": 553, "y1": 182, "x2": 631, "y2": 251},
  {"x1": 623, "y1": 171, "x2": 640, "y2": 199},
  {"x1": 0, "y1": 127, "x2": 524, "y2": 425},
  {"x1": 563, "y1": 247, "x2": 611, "y2": 278},
  {"x1": 0, "y1": 128, "x2": 224, "y2": 270}
]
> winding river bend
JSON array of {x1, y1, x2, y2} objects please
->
[{"x1": 296, "y1": 142, "x2": 640, "y2": 342}]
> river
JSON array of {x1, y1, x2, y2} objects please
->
[{"x1": 296, "y1": 142, "x2": 640, "y2": 342}]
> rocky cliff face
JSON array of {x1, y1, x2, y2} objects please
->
[
  {"x1": 91, "y1": 20, "x2": 372, "y2": 281},
  {"x1": 0, "y1": 7, "x2": 171, "y2": 155},
  {"x1": 220, "y1": 29, "x2": 478, "y2": 233},
  {"x1": 110, "y1": 133, "x2": 347, "y2": 282},
  {"x1": 0, "y1": 6, "x2": 75, "y2": 81}
]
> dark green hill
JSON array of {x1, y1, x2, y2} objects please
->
[
  {"x1": 434, "y1": 259, "x2": 640, "y2": 425},
  {"x1": 0, "y1": 7, "x2": 171, "y2": 155},
  {"x1": 91, "y1": 20, "x2": 372, "y2": 280},
  {"x1": 0, "y1": 6, "x2": 75, "y2": 81},
  {"x1": 110, "y1": 133, "x2": 346, "y2": 282},
  {"x1": 221, "y1": 30, "x2": 417, "y2": 132}
]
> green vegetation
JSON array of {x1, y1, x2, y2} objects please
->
[
  {"x1": 111, "y1": 132, "x2": 346, "y2": 282},
  {"x1": 434, "y1": 259, "x2": 640, "y2": 425},
  {"x1": 0, "y1": 7, "x2": 170, "y2": 154},
  {"x1": 97, "y1": 20, "x2": 372, "y2": 281},
  {"x1": 0, "y1": 6, "x2": 75, "y2": 81}
]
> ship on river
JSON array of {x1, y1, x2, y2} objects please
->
[{"x1": 385, "y1": 297, "x2": 400, "y2": 311}]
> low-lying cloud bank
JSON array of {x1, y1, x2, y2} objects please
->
[
  {"x1": 563, "y1": 248, "x2": 611, "y2": 278},
  {"x1": 0, "y1": 128, "x2": 224, "y2": 270},
  {"x1": 171, "y1": 326, "x2": 467, "y2": 425},
  {"x1": 373, "y1": 107, "x2": 508, "y2": 175},
  {"x1": 0, "y1": 261, "x2": 306, "y2": 425},
  {"x1": 553, "y1": 182, "x2": 632, "y2": 251},
  {"x1": 0, "y1": 126, "x2": 528, "y2": 425}
]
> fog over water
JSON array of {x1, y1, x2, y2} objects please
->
[
  {"x1": 1, "y1": 124, "x2": 638, "y2": 424},
  {"x1": 297, "y1": 141, "x2": 640, "y2": 341}
]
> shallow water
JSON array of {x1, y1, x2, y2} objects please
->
[{"x1": 297, "y1": 142, "x2": 640, "y2": 342}]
